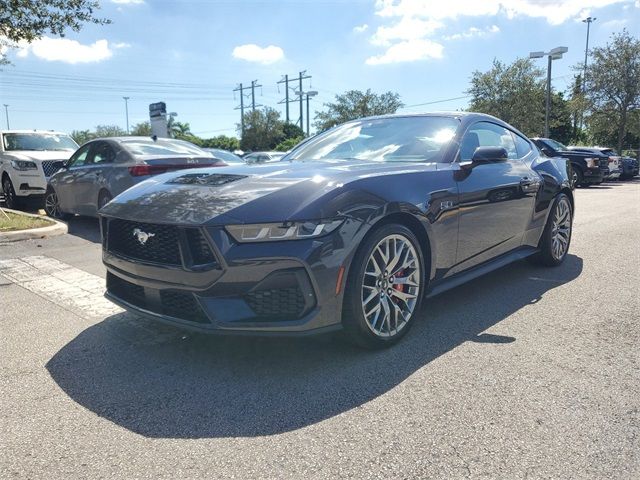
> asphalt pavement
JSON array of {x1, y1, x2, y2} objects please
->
[{"x1": 1, "y1": 181, "x2": 638, "y2": 479}]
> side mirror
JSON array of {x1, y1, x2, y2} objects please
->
[{"x1": 471, "y1": 146, "x2": 508, "y2": 163}]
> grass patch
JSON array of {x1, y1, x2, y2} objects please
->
[{"x1": 0, "y1": 211, "x2": 54, "y2": 232}]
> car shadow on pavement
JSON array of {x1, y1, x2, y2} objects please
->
[
  {"x1": 64, "y1": 216, "x2": 102, "y2": 243},
  {"x1": 46, "y1": 255, "x2": 583, "y2": 439}
]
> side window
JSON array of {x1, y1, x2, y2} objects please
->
[
  {"x1": 91, "y1": 143, "x2": 116, "y2": 164},
  {"x1": 459, "y1": 122, "x2": 518, "y2": 161},
  {"x1": 512, "y1": 133, "x2": 532, "y2": 158},
  {"x1": 67, "y1": 144, "x2": 92, "y2": 167}
]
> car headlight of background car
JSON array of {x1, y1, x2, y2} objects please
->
[
  {"x1": 10, "y1": 159, "x2": 38, "y2": 171},
  {"x1": 226, "y1": 219, "x2": 343, "y2": 243}
]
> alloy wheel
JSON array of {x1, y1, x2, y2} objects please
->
[
  {"x1": 44, "y1": 190, "x2": 62, "y2": 218},
  {"x1": 551, "y1": 197, "x2": 571, "y2": 261},
  {"x1": 2, "y1": 178, "x2": 16, "y2": 209},
  {"x1": 361, "y1": 234, "x2": 421, "y2": 338}
]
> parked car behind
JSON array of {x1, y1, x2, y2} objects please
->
[
  {"x1": 0, "y1": 130, "x2": 78, "y2": 209},
  {"x1": 44, "y1": 137, "x2": 225, "y2": 219},
  {"x1": 531, "y1": 137, "x2": 609, "y2": 187},
  {"x1": 243, "y1": 151, "x2": 285, "y2": 164},
  {"x1": 202, "y1": 148, "x2": 245, "y2": 165},
  {"x1": 569, "y1": 146, "x2": 638, "y2": 180}
]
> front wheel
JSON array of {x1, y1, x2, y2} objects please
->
[
  {"x1": 44, "y1": 187, "x2": 70, "y2": 220},
  {"x1": 572, "y1": 168, "x2": 584, "y2": 188},
  {"x1": 2, "y1": 176, "x2": 19, "y2": 209},
  {"x1": 342, "y1": 224, "x2": 424, "y2": 349},
  {"x1": 529, "y1": 193, "x2": 572, "y2": 267}
]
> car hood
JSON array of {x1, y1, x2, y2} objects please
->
[
  {"x1": 2, "y1": 151, "x2": 74, "y2": 162},
  {"x1": 100, "y1": 159, "x2": 436, "y2": 225}
]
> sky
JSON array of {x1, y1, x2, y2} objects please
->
[{"x1": 1, "y1": 0, "x2": 639, "y2": 138}]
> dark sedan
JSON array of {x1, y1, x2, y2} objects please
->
[
  {"x1": 44, "y1": 137, "x2": 226, "y2": 218},
  {"x1": 100, "y1": 113, "x2": 573, "y2": 348}
]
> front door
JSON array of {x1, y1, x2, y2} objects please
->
[{"x1": 453, "y1": 121, "x2": 539, "y2": 272}]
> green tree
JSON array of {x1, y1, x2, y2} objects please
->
[
  {"x1": 239, "y1": 107, "x2": 285, "y2": 151},
  {"x1": 583, "y1": 30, "x2": 640, "y2": 153},
  {"x1": 467, "y1": 58, "x2": 546, "y2": 136},
  {"x1": 168, "y1": 120, "x2": 191, "y2": 138},
  {"x1": 549, "y1": 92, "x2": 573, "y2": 145},
  {"x1": 314, "y1": 89, "x2": 403, "y2": 132},
  {"x1": 201, "y1": 135, "x2": 240, "y2": 151},
  {"x1": 94, "y1": 125, "x2": 126, "y2": 137},
  {"x1": 130, "y1": 121, "x2": 152, "y2": 136},
  {"x1": 275, "y1": 136, "x2": 304, "y2": 152},
  {"x1": 0, "y1": 0, "x2": 110, "y2": 64},
  {"x1": 70, "y1": 129, "x2": 94, "y2": 146},
  {"x1": 567, "y1": 74, "x2": 588, "y2": 144}
]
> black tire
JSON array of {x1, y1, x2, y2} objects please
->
[
  {"x1": 529, "y1": 193, "x2": 572, "y2": 267},
  {"x1": 572, "y1": 168, "x2": 585, "y2": 188},
  {"x1": 2, "y1": 175, "x2": 19, "y2": 210},
  {"x1": 342, "y1": 223, "x2": 425, "y2": 349},
  {"x1": 44, "y1": 186, "x2": 70, "y2": 220},
  {"x1": 97, "y1": 190, "x2": 113, "y2": 210}
]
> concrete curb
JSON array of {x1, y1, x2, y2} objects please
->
[{"x1": 0, "y1": 208, "x2": 68, "y2": 243}]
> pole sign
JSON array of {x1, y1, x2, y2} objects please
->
[{"x1": 149, "y1": 102, "x2": 168, "y2": 138}]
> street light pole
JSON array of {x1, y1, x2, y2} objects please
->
[
  {"x1": 582, "y1": 17, "x2": 596, "y2": 94},
  {"x1": 123, "y1": 97, "x2": 130, "y2": 134},
  {"x1": 304, "y1": 91, "x2": 318, "y2": 136},
  {"x1": 3, "y1": 104, "x2": 9, "y2": 129},
  {"x1": 530, "y1": 47, "x2": 568, "y2": 138}
]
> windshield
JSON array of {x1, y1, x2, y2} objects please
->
[
  {"x1": 2, "y1": 133, "x2": 78, "y2": 152},
  {"x1": 544, "y1": 138, "x2": 568, "y2": 151},
  {"x1": 287, "y1": 116, "x2": 459, "y2": 163},
  {"x1": 120, "y1": 138, "x2": 208, "y2": 157}
]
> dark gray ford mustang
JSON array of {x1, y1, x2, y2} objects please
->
[{"x1": 100, "y1": 113, "x2": 573, "y2": 348}]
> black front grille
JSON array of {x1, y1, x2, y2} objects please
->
[
  {"x1": 108, "y1": 219, "x2": 181, "y2": 266},
  {"x1": 160, "y1": 290, "x2": 208, "y2": 323},
  {"x1": 41, "y1": 160, "x2": 65, "y2": 178},
  {"x1": 245, "y1": 286, "x2": 306, "y2": 320},
  {"x1": 184, "y1": 228, "x2": 216, "y2": 265},
  {"x1": 107, "y1": 273, "x2": 209, "y2": 324},
  {"x1": 107, "y1": 273, "x2": 146, "y2": 309}
]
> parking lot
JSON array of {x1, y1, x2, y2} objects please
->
[{"x1": 1, "y1": 181, "x2": 638, "y2": 478}]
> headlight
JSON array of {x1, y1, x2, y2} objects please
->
[
  {"x1": 10, "y1": 160, "x2": 38, "y2": 171},
  {"x1": 585, "y1": 158, "x2": 599, "y2": 168},
  {"x1": 226, "y1": 219, "x2": 343, "y2": 243}
]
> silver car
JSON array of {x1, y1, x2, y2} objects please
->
[{"x1": 44, "y1": 137, "x2": 225, "y2": 219}]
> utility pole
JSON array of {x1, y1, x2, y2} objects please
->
[
  {"x1": 2, "y1": 104, "x2": 9, "y2": 129},
  {"x1": 234, "y1": 81, "x2": 262, "y2": 135},
  {"x1": 123, "y1": 97, "x2": 130, "y2": 134},
  {"x1": 278, "y1": 71, "x2": 311, "y2": 128},
  {"x1": 277, "y1": 74, "x2": 290, "y2": 123},
  {"x1": 582, "y1": 17, "x2": 596, "y2": 95},
  {"x1": 304, "y1": 91, "x2": 318, "y2": 136}
]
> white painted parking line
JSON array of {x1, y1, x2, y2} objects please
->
[{"x1": 0, "y1": 255, "x2": 122, "y2": 318}]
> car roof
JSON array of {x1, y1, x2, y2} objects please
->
[{"x1": 0, "y1": 130, "x2": 71, "y2": 135}]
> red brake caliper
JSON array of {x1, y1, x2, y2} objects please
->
[{"x1": 392, "y1": 268, "x2": 405, "y2": 303}]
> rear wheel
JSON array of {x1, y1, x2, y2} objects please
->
[
  {"x1": 342, "y1": 224, "x2": 424, "y2": 349},
  {"x1": 97, "y1": 190, "x2": 113, "y2": 210},
  {"x1": 572, "y1": 168, "x2": 584, "y2": 188},
  {"x1": 529, "y1": 193, "x2": 572, "y2": 267},
  {"x1": 2, "y1": 175, "x2": 19, "y2": 209},
  {"x1": 44, "y1": 187, "x2": 70, "y2": 220}
]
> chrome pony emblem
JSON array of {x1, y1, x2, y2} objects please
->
[{"x1": 133, "y1": 228, "x2": 155, "y2": 245}]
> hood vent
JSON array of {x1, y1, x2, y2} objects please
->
[{"x1": 167, "y1": 173, "x2": 248, "y2": 186}]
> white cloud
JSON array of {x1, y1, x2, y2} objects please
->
[
  {"x1": 444, "y1": 24, "x2": 500, "y2": 40},
  {"x1": 353, "y1": 24, "x2": 369, "y2": 33},
  {"x1": 16, "y1": 37, "x2": 114, "y2": 64},
  {"x1": 113, "y1": 42, "x2": 131, "y2": 49},
  {"x1": 366, "y1": 0, "x2": 632, "y2": 65},
  {"x1": 366, "y1": 38, "x2": 443, "y2": 65},
  {"x1": 111, "y1": 0, "x2": 144, "y2": 4},
  {"x1": 602, "y1": 18, "x2": 628, "y2": 27},
  {"x1": 232, "y1": 44, "x2": 284, "y2": 65}
]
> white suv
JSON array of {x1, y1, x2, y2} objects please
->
[{"x1": 0, "y1": 130, "x2": 78, "y2": 209}]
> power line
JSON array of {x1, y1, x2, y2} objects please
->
[{"x1": 277, "y1": 71, "x2": 311, "y2": 128}]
